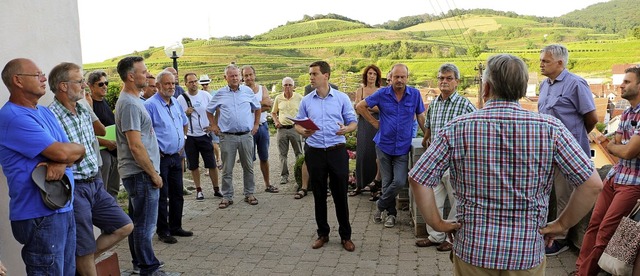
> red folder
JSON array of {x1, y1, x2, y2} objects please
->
[{"x1": 287, "y1": 117, "x2": 320, "y2": 130}]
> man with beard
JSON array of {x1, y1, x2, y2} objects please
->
[
  {"x1": 144, "y1": 70, "x2": 191, "y2": 244},
  {"x1": 49, "y1": 62, "x2": 133, "y2": 275}
]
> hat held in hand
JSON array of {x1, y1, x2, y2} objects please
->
[{"x1": 31, "y1": 165, "x2": 72, "y2": 210}]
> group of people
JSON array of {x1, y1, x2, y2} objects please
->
[{"x1": 1, "y1": 42, "x2": 639, "y2": 275}]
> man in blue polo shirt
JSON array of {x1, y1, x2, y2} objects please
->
[
  {"x1": 296, "y1": 61, "x2": 358, "y2": 252},
  {"x1": 207, "y1": 64, "x2": 261, "y2": 209},
  {"x1": 144, "y1": 70, "x2": 191, "y2": 244},
  {"x1": 356, "y1": 63, "x2": 426, "y2": 228},
  {"x1": 0, "y1": 58, "x2": 85, "y2": 275}
]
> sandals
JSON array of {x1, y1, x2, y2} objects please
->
[
  {"x1": 294, "y1": 189, "x2": 307, "y2": 199},
  {"x1": 348, "y1": 188, "x2": 362, "y2": 197},
  {"x1": 364, "y1": 179, "x2": 382, "y2": 192},
  {"x1": 218, "y1": 199, "x2": 233, "y2": 209},
  {"x1": 369, "y1": 191, "x2": 381, "y2": 201},
  {"x1": 265, "y1": 185, "x2": 279, "y2": 193},
  {"x1": 244, "y1": 195, "x2": 259, "y2": 205}
]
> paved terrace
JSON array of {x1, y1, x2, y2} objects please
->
[{"x1": 112, "y1": 138, "x2": 579, "y2": 275}]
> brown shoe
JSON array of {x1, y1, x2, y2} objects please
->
[
  {"x1": 341, "y1": 240, "x2": 355, "y2": 252},
  {"x1": 312, "y1": 236, "x2": 329, "y2": 249},
  {"x1": 436, "y1": 241, "x2": 453, "y2": 252},
  {"x1": 415, "y1": 239, "x2": 441, "y2": 247}
]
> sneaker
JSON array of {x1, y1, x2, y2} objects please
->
[
  {"x1": 213, "y1": 190, "x2": 223, "y2": 198},
  {"x1": 196, "y1": 191, "x2": 204, "y2": 201},
  {"x1": 373, "y1": 210, "x2": 383, "y2": 223},
  {"x1": 545, "y1": 240, "x2": 570, "y2": 256},
  {"x1": 384, "y1": 215, "x2": 396, "y2": 228},
  {"x1": 132, "y1": 261, "x2": 164, "y2": 274}
]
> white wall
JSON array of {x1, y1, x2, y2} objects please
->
[{"x1": 0, "y1": 0, "x2": 82, "y2": 274}]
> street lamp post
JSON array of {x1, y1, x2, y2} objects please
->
[{"x1": 164, "y1": 41, "x2": 184, "y2": 72}]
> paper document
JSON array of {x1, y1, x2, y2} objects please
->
[{"x1": 286, "y1": 117, "x2": 320, "y2": 130}]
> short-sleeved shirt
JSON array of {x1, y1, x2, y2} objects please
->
[
  {"x1": 207, "y1": 85, "x2": 260, "y2": 133},
  {"x1": 538, "y1": 69, "x2": 596, "y2": 155},
  {"x1": 296, "y1": 88, "x2": 357, "y2": 148},
  {"x1": 0, "y1": 103, "x2": 74, "y2": 220},
  {"x1": 144, "y1": 93, "x2": 188, "y2": 155},
  {"x1": 172, "y1": 84, "x2": 186, "y2": 98},
  {"x1": 606, "y1": 103, "x2": 640, "y2": 185},
  {"x1": 272, "y1": 92, "x2": 303, "y2": 126},
  {"x1": 49, "y1": 99, "x2": 100, "y2": 179},
  {"x1": 115, "y1": 92, "x2": 160, "y2": 178},
  {"x1": 366, "y1": 85, "x2": 425, "y2": 156},
  {"x1": 409, "y1": 100, "x2": 594, "y2": 270},
  {"x1": 425, "y1": 92, "x2": 477, "y2": 141},
  {"x1": 177, "y1": 90, "x2": 212, "y2": 137}
]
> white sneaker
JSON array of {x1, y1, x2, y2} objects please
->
[
  {"x1": 373, "y1": 210, "x2": 383, "y2": 223},
  {"x1": 384, "y1": 215, "x2": 396, "y2": 228},
  {"x1": 196, "y1": 191, "x2": 204, "y2": 201}
]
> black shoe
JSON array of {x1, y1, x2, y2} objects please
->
[
  {"x1": 213, "y1": 190, "x2": 223, "y2": 197},
  {"x1": 158, "y1": 234, "x2": 177, "y2": 244},
  {"x1": 171, "y1": 229, "x2": 193, "y2": 237}
]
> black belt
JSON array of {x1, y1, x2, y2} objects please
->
[
  {"x1": 160, "y1": 151, "x2": 180, "y2": 158},
  {"x1": 75, "y1": 177, "x2": 96, "y2": 184},
  {"x1": 222, "y1": 131, "x2": 249, "y2": 136},
  {"x1": 281, "y1": 125, "x2": 294, "y2": 129},
  {"x1": 309, "y1": 143, "x2": 345, "y2": 152}
]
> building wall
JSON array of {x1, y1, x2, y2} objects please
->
[{"x1": 0, "y1": 0, "x2": 82, "y2": 273}]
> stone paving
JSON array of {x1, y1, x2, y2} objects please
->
[{"x1": 112, "y1": 136, "x2": 579, "y2": 275}]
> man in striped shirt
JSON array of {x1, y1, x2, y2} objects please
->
[
  {"x1": 409, "y1": 54, "x2": 602, "y2": 274},
  {"x1": 415, "y1": 63, "x2": 476, "y2": 251}
]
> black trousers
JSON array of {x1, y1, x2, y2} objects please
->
[
  {"x1": 305, "y1": 145, "x2": 351, "y2": 240},
  {"x1": 157, "y1": 153, "x2": 184, "y2": 235}
]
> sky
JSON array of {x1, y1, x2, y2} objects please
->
[{"x1": 78, "y1": 0, "x2": 609, "y2": 63}]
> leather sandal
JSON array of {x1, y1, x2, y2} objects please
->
[
  {"x1": 244, "y1": 195, "x2": 258, "y2": 205},
  {"x1": 265, "y1": 185, "x2": 279, "y2": 193},
  {"x1": 218, "y1": 199, "x2": 233, "y2": 209},
  {"x1": 294, "y1": 189, "x2": 307, "y2": 199}
]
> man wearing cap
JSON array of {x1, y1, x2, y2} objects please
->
[
  {"x1": 145, "y1": 70, "x2": 192, "y2": 244},
  {"x1": 177, "y1": 72, "x2": 223, "y2": 200},
  {"x1": 48, "y1": 62, "x2": 133, "y2": 275},
  {"x1": 271, "y1": 77, "x2": 303, "y2": 187},
  {"x1": 199, "y1": 74, "x2": 211, "y2": 92},
  {"x1": 241, "y1": 65, "x2": 279, "y2": 193},
  {"x1": 0, "y1": 58, "x2": 86, "y2": 275},
  {"x1": 207, "y1": 64, "x2": 261, "y2": 209}
]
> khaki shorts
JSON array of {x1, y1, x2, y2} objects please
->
[{"x1": 453, "y1": 254, "x2": 546, "y2": 276}]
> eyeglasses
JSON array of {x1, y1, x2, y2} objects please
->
[
  {"x1": 187, "y1": 80, "x2": 198, "y2": 84},
  {"x1": 437, "y1": 76, "x2": 455, "y2": 82},
  {"x1": 17, "y1": 72, "x2": 46, "y2": 78},
  {"x1": 97, "y1": 81, "x2": 109, "y2": 87},
  {"x1": 283, "y1": 84, "x2": 293, "y2": 87},
  {"x1": 65, "y1": 79, "x2": 86, "y2": 85}
]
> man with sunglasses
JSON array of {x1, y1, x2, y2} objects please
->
[
  {"x1": 88, "y1": 70, "x2": 120, "y2": 198},
  {"x1": 0, "y1": 58, "x2": 85, "y2": 275},
  {"x1": 415, "y1": 63, "x2": 476, "y2": 251},
  {"x1": 48, "y1": 62, "x2": 133, "y2": 275}
]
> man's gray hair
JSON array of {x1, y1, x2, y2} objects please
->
[
  {"x1": 541, "y1": 44, "x2": 569, "y2": 66},
  {"x1": 282, "y1": 77, "x2": 295, "y2": 86},
  {"x1": 156, "y1": 70, "x2": 174, "y2": 84},
  {"x1": 482, "y1": 54, "x2": 528, "y2": 101},
  {"x1": 438, "y1": 63, "x2": 460, "y2": 79},
  {"x1": 224, "y1": 64, "x2": 240, "y2": 76}
]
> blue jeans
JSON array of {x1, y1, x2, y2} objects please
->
[
  {"x1": 123, "y1": 172, "x2": 161, "y2": 275},
  {"x1": 376, "y1": 146, "x2": 409, "y2": 216},
  {"x1": 11, "y1": 211, "x2": 76, "y2": 276},
  {"x1": 253, "y1": 122, "x2": 270, "y2": 161}
]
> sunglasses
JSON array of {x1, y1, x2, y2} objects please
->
[{"x1": 97, "y1": 81, "x2": 109, "y2": 87}]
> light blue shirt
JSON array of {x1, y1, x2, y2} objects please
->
[
  {"x1": 207, "y1": 85, "x2": 260, "y2": 133},
  {"x1": 144, "y1": 93, "x2": 188, "y2": 154},
  {"x1": 297, "y1": 87, "x2": 357, "y2": 148}
]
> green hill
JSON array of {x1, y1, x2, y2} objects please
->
[
  {"x1": 557, "y1": 0, "x2": 640, "y2": 34},
  {"x1": 84, "y1": 5, "x2": 640, "y2": 102}
]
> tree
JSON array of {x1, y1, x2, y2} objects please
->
[{"x1": 468, "y1": 45, "x2": 483, "y2": 58}]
